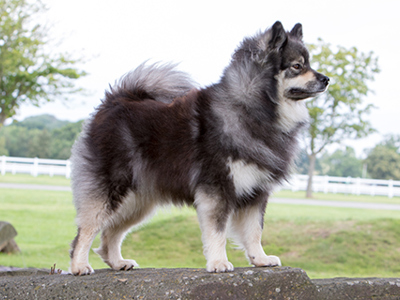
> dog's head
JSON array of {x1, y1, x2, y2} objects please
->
[
  {"x1": 270, "y1": 22, "x2": 329, "y2": 101},
  {"x1": 233, "y1": 21, "x2": 329, "y2": 102}
]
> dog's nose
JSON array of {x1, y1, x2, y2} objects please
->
[{"x1": 319, "y1": 75, "x2": 330, "y2": 86}]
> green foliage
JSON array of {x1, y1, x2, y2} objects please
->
[
  {"x1": 0, "y1": 126, "x2": 31, "y2": 157},
  {"x1": 0, "y1": 135, "x2": 8, "y2": 155},
  {"x1": 306, "y1": 40, "x2": 380, "y2": 155},
  {"x1": 304, "y1": 40, "x2": 380, "y2": 197},
  {"x1": 0, "y1": 0, "x2": 87, "y2": 125},
  {"x1": 364, "y1": 136, "x2": 400, "y2": 180},
  {"x1": 0, "y1": 114, "x2": 83, "y2": 159},
  {"x1": 48, "y1": 121, "x2": 83, "y2": 159},
  {"x1": 379, "y1": 134, "x2": 400, "y2": 153},
  {"x1": 296, "y1": 149, "x2": 325, "y2": 175},
  {"x1": 319, "y1": 147, "x2": 363, "y2": 178},
  {"x1": 11, "y1": 114, "x2": 69, "y2": 131}
]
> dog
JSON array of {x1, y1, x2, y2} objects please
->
[{"x1": 69, "y1": 21, "x2": 329, "y2": 275}]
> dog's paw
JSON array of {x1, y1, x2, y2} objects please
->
[
  {"x1": 206, "y1": 260, "x2": 234, "y2": 273},
  {"x1": 110, "y1": 259, "x2": 139, "y2": 271},
  {"x1": 69, "y1": 264, "x2": 94, "y2": 276},
  {"x1": 251, "y1": 254, "x2": 281, "y2": 267}
]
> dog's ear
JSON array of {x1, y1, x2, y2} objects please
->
[
  {"x1": 290, "y1": 23, "x2": 303, "y2": 41},
  {"x1": 268, "y1": 21, "x2": 287, "y2": 50}
]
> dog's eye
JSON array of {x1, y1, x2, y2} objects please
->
[{"x1": 292, "y1": 64, "x2": 302, "y2": 70}]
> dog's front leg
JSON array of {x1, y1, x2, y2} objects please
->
[
  {"x1": 195, "y1": 189, "x2": 233, "y2": 272},
  {"x1": 230, "y1": 201, "x2": 281, "y2": 268}
]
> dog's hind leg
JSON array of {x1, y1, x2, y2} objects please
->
[
  {"x1": 70, "y1": 224, "x2": 101, "y2": 275},
  {"x1": 94, "y1": 220, "x2": 139, "y2": 271},
  {"x1": 94, "y1": 193, "x2": 156, "y2": 271},
  {"x1": 70, "y1": 194, "x2": 113, "y2": 275},
  {"x1": 195, "y1": 189, "x2": 234, "y2": 273},
  {"x1": 229, "y1": 201, "x2": 281, "y2": 268}
]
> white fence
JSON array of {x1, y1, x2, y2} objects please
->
[
  {"x1": 283, "y1": 174, "x2": 400, "y2": 198},
  {"x1": 0, "y1": 156, "x2": 71, "y2": 178},
  {"x1": 1, "y1": 156, "x2": 400, "y2": 197}
]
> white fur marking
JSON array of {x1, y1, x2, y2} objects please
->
[
  {"x1": 275, "y1": 72, "x2": 310, "y2": 132},
  {"x1": 227, "y1": 158, "x2": 273, "y2": 197},
  {"x1": 277, "y1": 99, "x2": 309, "y2": 132}
]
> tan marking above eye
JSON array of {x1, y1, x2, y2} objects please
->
[{"x1": 299, "y1": 71, "x2": 316, "y2": 81}]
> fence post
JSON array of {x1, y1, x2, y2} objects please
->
[
  {"x1": 388, "y1": 179, "x2": 393, "y2": 198},
  {"x1": 66, "y1": 160, "x2": 71, "y2": 179},
  {"x1": 290, "y1": 175, "x2": 297, "y2": 192},
  {"x1": 370, "y1": 184, "x2": 375, "y2": 196},
  {"x1": 356, "y1": 177, "x2": 361, "y2": 196},
  {"x1": 32, "y1": 157, "x2": 39, "y2": 177},
  {"x1": 346, "y1": 176, "x2": 351, "y2": 194},
  {"x1": 323, "y1": 175, "x2": 329, "y2": 194},
  {"x1": 1, "y1": 156, "x2": 5, "y2": 176}
]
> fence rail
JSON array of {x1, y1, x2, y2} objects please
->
[
  {"x1": 1, "y1": 156, "x2": 71, "y2": 178},
  {"x1": 282, "y1": 174, "x2": 400, "y2": 198},
  {"x1": 1, "y1": 156, "x2": 400, "y2": 197}
]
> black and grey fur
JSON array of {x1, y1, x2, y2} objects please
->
[{"x1": 69, "y1": 21, "x2": 329, "y2": 275}]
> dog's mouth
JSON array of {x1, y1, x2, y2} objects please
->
[{"x1": 285, "y1": 86, "x2": 328, "y2": 101}]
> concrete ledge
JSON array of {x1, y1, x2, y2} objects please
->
[
  {"x1": 0, "y1": 267, "x2": 399, "y2": 299},
  {"x1": 314, "y1": 277, "x2": 400, "y2": 300}
]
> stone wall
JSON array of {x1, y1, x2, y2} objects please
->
[{"x1": 0, "y1": 267, "x2": 399, "y2": 299}]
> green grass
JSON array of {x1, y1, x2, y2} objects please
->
[
  {"x1": 0, "y1": 173, "x2": 70, "y2": 186},
  {"x1": 264, "y1": 205, "x2": 400, "y2": 278},
  {"x1": 0, "y1": 189, "x2": 77, "y2": 270},
  {"x1": 1, "y1": 185, "x2": 400, "y2": 278},
  {"x1": 2, "y1": 173, "x2": 399, "y2": 204},
  {"x1": 274, "y1": 189, "x2": 400, "y2": 205},
  {"x1": 120, "y1": 206, "x2": 400, "y2": 279}
]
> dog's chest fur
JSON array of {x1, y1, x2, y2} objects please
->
[
  {"x1": 212, "y1": 98, "x2": 308, "y2": 199},
  {"x1": 227, "y1": 158, "x2": 274, "y2": 197}
]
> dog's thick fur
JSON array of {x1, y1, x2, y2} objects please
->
[{"x1": 69, "y1": 21, "x2": 329, "y2": 275}]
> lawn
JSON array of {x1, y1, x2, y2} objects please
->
[
  {"x1": 0, "y1": 173, "x2": 70, "y2": 186},
  {"x1": 1, "y1": 173, "x2": 399, "y2": 203},
  {"x1": 275, "y1": 189, "x2": 400, "y2": 205},
  {"x1": 1, "y1": 180, "x2": 400, "y2": 279}
]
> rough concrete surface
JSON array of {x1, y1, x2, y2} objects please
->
[{"x1": 0, "y1": 266, "x2": 399, "y2": 300}]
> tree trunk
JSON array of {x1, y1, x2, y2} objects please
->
[
  {"x1": 0, "y1": 112, "x2": 6, "y2": 127},
  {"x1": 306, "y1": 153, "x2": 317, "y2": 198}
]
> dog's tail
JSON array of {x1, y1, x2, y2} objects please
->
[{"x1": 110, "y1": 62, "x2": 198, "y2": 104}]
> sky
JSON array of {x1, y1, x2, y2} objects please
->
[{"x1": 11, "y1": 0, "x2": 400, "y2": 157}]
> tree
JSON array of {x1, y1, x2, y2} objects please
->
[
  {"x1": 50, "y1": 120, "x2": 83, "y2": 159},
  {"x1": 13, "y1": 114, "x2": 69, "y2": 130},
  {"x1": 0, "y1": 136, "x2": 8, "y2": 155},
  {"x1": 0, "y1": 114, "x2": 83, "y2": 159},
  {"x1": 319, "y1": 147, "x2": 362, "y2": 178},
  {"x1": 380, "y1": 134, "x2": 400, "y2": 152},
  {"x1": 295, "y1": 148, "x2": 323, "y2": 175},
  {"x1": 0, "y1": 0, "x2": 86, "y2": 125},
  {"x1": 27, "y1": 128, "x2": 51, "y2": 158},
  {"x1": 0, "y1": 125, "x2": 30, "y2": 156},
  {"x1": 364, "y1": 135, "x2": 400, "y2": 180},
  {"x1": 304, "y1": 40, "x2": 380, "y2": 197}
]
